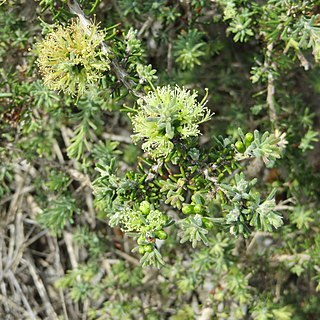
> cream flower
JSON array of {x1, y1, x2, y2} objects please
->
[{"x1": 36, "y1": 19, "x2": 109, "y2": 98}]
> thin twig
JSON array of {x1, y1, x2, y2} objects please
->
[
  {"x1": 22, "y1": 254, "x2": 59, "y2": 320},
  {"x1": 264, "y1": 43, "x2": 278, "y2": 129},
  {"x1": 246, "y1": 231, "x2": 271, "y2": 255},
  {"x1": 53, "y1": 237, "x2": 71, "y2": 320},
  {"x1": 137, "y1": 16, "x2": 154, "y2": 38},
  {"x1": 0, "y1": 186, "x2": 34, "y2": 206},
  {"x1": 67, "y1": 0, "x2": 145, "y2": 100},
  {"x1": 296, "y1": 50, "x2": 311, "y2": 70},
  {"x1": 167, "y1": 34, "x2": 173, "y2": 75},
  {"x1": 102, "y1": 132, "x2": 132, "y2": 143},
  {"x1": 7, "y1": 270, "x2": 38, "y2": 320},
  {"x1": 63, "y1": 231, "x2": 79, "y2": 269},
  {"x1": 2, "y1": 212, "x2": 25, "y2": 280},
  {"x1": 114, "y1": 249, "x2": 140, "y2": 266},
  {"x1": 0, "y1": 293, "x2": 31, "y2": 318}
]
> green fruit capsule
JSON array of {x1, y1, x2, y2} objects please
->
[
  {"x1": 154, "y1": 230, "x2": 168, "y2": 240},
  {"x1": 138, "y1": 246, "x2": 146, "y2": 255},
  {"x1": 143, "y1": 244, "x2": 153, "y2": 253},
  {"x1": 194, "y1": 204, "x2": 203, "y2": 214},
  {"x1": 235, "y1": 141, "x2": 246, "y2": 153},
  {"x1": 202, "y1": 219, "x2": 214, "y2": 230},
  {"x1": 139, "y1": 200, "x2": 151, "y2": 215},
  {"x1": 182, "y1": 204, "x2": 194, "y2": 214},
  {"x1": 244, "y1": 132, "x2": 254, "y2": 147}
]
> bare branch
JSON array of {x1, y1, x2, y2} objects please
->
[{"x1": 265, "y1": 43, "x2": 278, "y2": 129}]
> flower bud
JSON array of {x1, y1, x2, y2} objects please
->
[
  {"x1": 244, "y1": 132, "x2": 254, "y2": 147},
  {"x1": 139, "y1": 200, "x2": 151, "y2": 215},
  {"x1": 235, "y1": 141, "x2": 246, "y2": 153}
]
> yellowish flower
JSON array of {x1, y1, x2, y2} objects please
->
[
  {"x1": 131, "y1": 85, "x2": 212, "y2": 158},
  {"x1": 36, "y1": 19, "x2": 109, "y2": 98}
]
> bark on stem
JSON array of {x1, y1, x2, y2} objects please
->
[{"x1": 265, "y1": 43, "x2": 278, "y2": 129}]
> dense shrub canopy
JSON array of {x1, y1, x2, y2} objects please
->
[{"x1": 0, "y1": 0, "x2": 319, "y2": 319}]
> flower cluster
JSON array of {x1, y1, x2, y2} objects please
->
[
  {"x1": 36, "y1": 19, "x2": 110, "y2": 98},
  {"x1": 131, "y1": 85, "x2": 212, "y2": 158},
  {"x1": 121, "y1": 205, "x2": 167, "y2": 236}
]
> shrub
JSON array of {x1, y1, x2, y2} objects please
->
[{"x1": 0, "y1": 0, "x2": 319, "y2": 319}]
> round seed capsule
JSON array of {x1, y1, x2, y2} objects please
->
[
  {"x1": 182, "y1": 204, "x2": 194, "y2": 214},
  {"x1": 202, "y1": 219, "x2": 214, "y2": 230},
  {"x1": 143, "y1": 244, "x2": 153, "y2": 253},
  {"x1": 235, "y1": 141, "x2": 246, "y2": 153},
  {"x1": 194, "y1": 204, "x2": 203, "y2": 214},
  {"x1": 154, "y1": 230, "x2": 168, "y2": 240},
  {"x1": 139, "y1": 200, "x2": 151, "y2": 215},
  {"x1": 138, "y1": 246, "x2": 146, "y2": 255},
  {"x1": 244, "y1": 132, "x2": 254, "y2": 147}
]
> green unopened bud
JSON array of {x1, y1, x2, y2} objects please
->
[
  {"x1": 154, "y1": 230, "x2": 168, "y2": 240},
  {"x1": 202, "y1": 218, "x2": 214, "y2": 230},
  {"x1": 138, "y1": 246, "x2": 146, "y2": 255},
  {"x1": 235, "y1": 141, "x2": 246, "y2": 153},
  {"x1": 143, "y1": 244, "x2": 153, "y2": 253},
  {"x1": 139, "y1": 200, "x2": 151, "y2": 215},
  {"x1": 244, "y1": 132, "x2": 254, "y2": 147},
  {"x1": 182, "y1": 204, "x2": 194, "y2": 214},
  {"x1": 193, "y1": 204, "x2": 203, "y2": 214}
]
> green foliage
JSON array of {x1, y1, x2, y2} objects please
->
[
  {"x1": 55, "y1": 264, "x2": 99, "y2": 301},
  {"x1": 73, "y1": 226, "x2": 106, "y2": 256},
  {"x1": 178, "y1": 214, "x2": 209, "y2": 248},
  {"x1": 226, "y1": 8, "x2": 255, "y2": 42},
  {"x1": 221, "y1": 174, "x2": 283, "y2": 236},
  {"x1": 174, "y1": 29, "x2": 206, "y2": 70},
  {"x1": 37, "y1": 196, "x2": 78, "y2": 235},
  {"x1": 0, "y1": 164, "x2": 13, "y2": 198},
  {"x1": 252, "y1": 302, "x2": 293, "y2": 320},
  {"x1": 45, "y1": 170, "x2": 70, "y2": 192},
  {"x1": 290, "y1": 206, "x2": 314, "y2": 230},
  {"x1": 299, "y1": 128, "x2": 319, "y2": 152},
  {"x1": 1, "y1": 0, "x2": 319, "y2": 318},
  {"x1": 235, "y1": 129, "x2": 286, "y2": 166}
]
